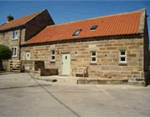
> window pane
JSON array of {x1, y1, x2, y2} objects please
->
[
  {"x1": 121, "y1": 51, "x2": 125, "y2": 55},
  {"x1": 52, "y1": 56, "x2": 55, "y2": 60},
  {"x1": 15, "y1": 31, "x2": 18, "y2": 38},
  {"x1": 92, "y1": 51, "x2": 96, "y2": 56},
  {"x1": 73, "y1": 29, "x2": 82, "y2": 36},
  {"x1": 90, "y1": 25, "x2": 97, "y2": 30},
  {"x1": 65, "y1": 56, "x2": 67, "y2": 59},
  {"x1": 13, "y1": 31, "x2": 15, "y2": 39},
  {"x1": 75, "y1": 31, "x2": 80, "y2": 35},
  {"x1": 92, "y1": 57, "x2": 96, "y2": 61},
  {"x1": 121, "y1": 57, "x2": 125, "y2": 61},
  {"x1": 14, "y1": 48, "x2": 16, "y2": 55}
]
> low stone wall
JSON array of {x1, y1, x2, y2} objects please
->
[
  {"x1": 2, "y1": 60, "x2": 9, "y2": 71},
  {"x1": 40, "y1": 68, "x2": 58, "y2": 76},
  {"x1": 21, "y1": 60, "x2": 34, "y2": 72},
  {"x1": 21, "y1": 60, "x2": 45, "y2": 72},
  {"x1": 77, "y1": 78, "x2": 128, "y2": 84}
]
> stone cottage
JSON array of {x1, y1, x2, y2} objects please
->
[
  {"x1": 20, "y1": 9, "x2": 149, "y2": 85},
  {"x1": 0, "y1": 9, "x2": 54, "y2": 60},
  {"x1": 0, "y1": 8, "x2": 149, "y2": 85}
]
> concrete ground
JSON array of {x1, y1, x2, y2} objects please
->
[{"x1": 0, "y1": 73, "x2": 150, "y2": 117}]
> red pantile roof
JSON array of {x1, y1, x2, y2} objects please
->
[
  {"x1": 27, "y1": 10, "x2": 142, "y2": 44},
  {"x1": 0, "y1": 12, "x2": 40, "y2": 31}
]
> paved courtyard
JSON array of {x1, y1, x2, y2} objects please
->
[{"x1": 0, "y1": 73, "x2": 150, "y2": 117}]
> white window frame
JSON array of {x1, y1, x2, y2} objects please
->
[
  {"x1": 12, "y1": 31, "x2": 18, "y2": 40},
  {"x1": 91, "y1": 51, "x2": 97, "y2": 63},
  {"x1": 51, "y1": 50, "x2": 55, "y2": 62},
  {"x1": 12, "y1": 46, "x2": 17, "y2": 57},
  {"x1": 119, "y1": 50, "x2": 127, "y2": 64}
]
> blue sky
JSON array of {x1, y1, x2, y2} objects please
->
[{"x1": 0, "y1": 1, "x2": 150, "y2": 41}]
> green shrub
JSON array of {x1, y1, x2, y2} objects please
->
[{"x1": 0, "y1": 45, "x2": 12, "y2": 60}]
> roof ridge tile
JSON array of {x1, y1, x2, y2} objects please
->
[{"x1": 47, "y1": 9, "x2": 144, "y2": 28}]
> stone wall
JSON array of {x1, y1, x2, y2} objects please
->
[
  {"x1": 0, "y1": 28, "x2": 25, "y2": 60},
  {"x1": 40, "y1": 68, "x2": 58, "y2": 76},
  {"x1": 21, "y1": 60, "x2": 35, "y2": 71},
  {"x1": 21, "y1": 37, "x2": 144, "y2": 81},
  {"x1": 2, "y1": 60, "x2": 9, "y2": 71},
  {"x1": 21, "y1": 60, "x2": 45, "y2": 72}
]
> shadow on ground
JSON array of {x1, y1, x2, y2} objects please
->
[{"x1": 0, "y1": 84, "x2": 52, "y2": 90}]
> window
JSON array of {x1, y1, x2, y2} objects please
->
[
  {"x1": 12, "y1": 47, "x2": 17, "y2": 57},
  {"x1": 91, "y1": 51, "x2": 96, "y2": 63},
  {"x1": 119, "y1": 50, "x2": 127, "y2": 64},
  {"x1": 12, "y1": 31, "x2": 18, "y2": 40},
  {"x1": 3, "y1": 39, "x2": 7, "y2": 44},
  {"x1": 72, "y1": 29, "x2": 82, "y2": 36},
  {"x1": 90, "y1": 25, "x2": 97, "y2": 30},
  {"x1": 51, "y1": 50, "x2": 55, "y2": 61}
]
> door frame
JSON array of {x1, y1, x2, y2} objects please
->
[{"x1": 61, "y1": 53, "x2": 71, "y2": 75}]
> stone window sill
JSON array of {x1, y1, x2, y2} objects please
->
[
  {"x1": 12, "y1": 55, "x2": 17, "y2": 58},
  {"x1": 50, "y1": 61, "x2": 55, "y2": 63},
  {"x1": 119, "y1": 63, "x2": 127, "y2": 66},
  {"x1": 90, "y1": 63, "x2": 97, "y2": 65},
  {"x1": 12, "y1": 38, "x2": 18, "y2": 40}
]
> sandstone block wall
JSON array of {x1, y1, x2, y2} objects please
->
[
  {"x1": 0, "y1": 28, "x2": 25, "y2": 60},
  {"x1": 21, "y1": 37, "x2": 144, "y2": 81},
  {"x1": 40, "y1": 68, "x2": 58, "y2": 76}
]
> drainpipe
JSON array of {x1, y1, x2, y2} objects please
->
[{"x1": 19, "y1": 28, "x2": 22, "y2": 60}]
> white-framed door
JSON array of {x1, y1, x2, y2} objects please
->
[
  {"x1": 62, "y1": 54, "x2": 70, "y2": 75},
  {"x1": 25, "y1": 51, "x2": 30, "y2": 60}
]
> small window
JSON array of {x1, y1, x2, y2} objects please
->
[
  {"x1": 72, "y1": 29, "x2": 82, "y2": 36},
  {"x1": 51, "y1": 50, "x2": 55, "y2": 61},
  {"x1": 119, "y1": 50, "x2": 127, "y2": 64},
  {"x1": 12, "y1": 31, "x2": 18, "y2": 40},
  {"x1": 12, "y1": 47, "x2": 17, "y2": 57},
  {"x1": 91, "y1": 51, "x2": 96, "y2": 63},
  {"x1": 90, "y1": 25, "x2": 97, "y2": 30},
  {"x1": 65, "y1": 56, "x2": 67, "y2": 59},
  {"x1": 3, "y1": 39, "x2": 7, "y2": 44}
]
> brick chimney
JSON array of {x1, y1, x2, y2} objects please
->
[{"x1": 7, "y1": 15, "x2": 14, "y2": 22}]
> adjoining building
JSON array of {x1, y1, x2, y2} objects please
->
[
  {"x1": 0, "y1": 9, "x2": 54, "y2": 60},
  {"x1": 0, "y1": 9, "x2": 149, "y2": 85}
]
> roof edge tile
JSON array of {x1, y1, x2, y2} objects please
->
[{"x1": 138, "y1": 9, "x2": 146, "y2": 33}]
